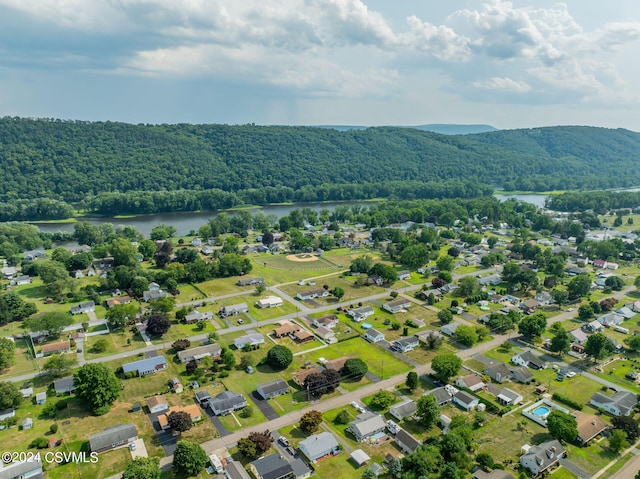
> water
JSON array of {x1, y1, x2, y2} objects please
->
[
  {"x1": 32, "y1": 201, "x2": 375, "y2": 237},
  {"x1": 532, "y1": 406, "x2": 550, "y2": 417}
]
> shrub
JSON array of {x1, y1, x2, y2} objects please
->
[
  {"x1": 552, "y1": 393, "x2": 583, "y2": 411},
  {"x1": 50, "y1": 424, "x2": 58, "y2": 434},
  {"x1": 30, "y1": 437, "x2": 49, "y2": 449}
]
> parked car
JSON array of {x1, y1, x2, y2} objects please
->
[
  {"x1": 237, "y1": 318, "x2": 244, "y2": 324},
  {"x1": 129, "y1": 442, "x2": 136, "y2": 451},
  {"x1": 555, "y1": 375, "x2": 564, "y2": 382},
  {"x1": 565, "y1": 371, "x2": 576, "y2": 378},
  {"x1": 278, "y1": 436, "x2": 290, "y2": 447},
  {"x1": 286, "y1": 446, "x2": 296, "y2": 455}
]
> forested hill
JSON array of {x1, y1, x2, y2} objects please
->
[{"x1": 1, "y1": 118, "x2": 639, "y2": 206}]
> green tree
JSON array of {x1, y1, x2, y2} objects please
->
[
  {"x1": 0, "y1": 381, "x2": 21, "y2": 410},
  {"x1": 167, "y1": 411, "x2": 193, "y2": 434},
  {"x1": 106, "y1": 302, "x2": 138, "y2": 330},
  {"x1": 406, "y1": 371, "x2": 419, "y2": 391},
  {"x1": 342, "y1": 358, "x2": 368, "y2": 380},
  {"x1": 221, "y1": 347, "x2": 236, "y2": 370},
  {"x1": 300, "y1": 410, "x2": 323, "y2": 433},
  {"x1": 454, "y1": 325, "x2": 478, "y2": 347},
  {"x1": 605, "y1": 276, "x2": 625, "y2": 291},
  {"x1": 130, "y1": 276, "x2": 149, "y2": 298},
  {"x1": 551, "y1": 289, "x2": 569, "y2": 306},
  {"x1": 266, "y1": 345, "x2": 293, "y2": 370},
  {"x1": 567, "y1": 274, "x2": 592, "y2": 300},
  {"x1": 578, "y1": 303, "x2": 595, "y2": 320},
  {"x1": 110, "y1": 237, "x2": 138, "y2": 267},
  {"x1": 457, "y1": 276, "x2": 478, "y2": 297},
  {"x1": 625, "y1": 335, "x2": 640, "y2": 352},
  {"x1": 122, "y1": 457, "x2": 161, "y2": 479},
  {"x1": 350, "y1": 255, "x2": 373, "y2": 274},
  {"x1": 137, "y1": 240, "x2": 157, "y2": 261},
  {"x1": 432, "y1": 353, "x2": 462, "y2": 383},
  {"x1": 416, "y1": 394, "x2": 439, "y2": 428},
  {"x1": 400, "y1": 244, "x2": 430, "y2": 268},
  {"x1": 334, "y1": 409, "x2": 351, "y2": 425},
  {"x1": 609, "y1": 429, "x2": 629, "y2": 454},
  {"x1": 585, "y1": 332, "x2": 615, "y2": 360},
  {"x1": 42, "y1": 355, "x2": 76, "y2": 378},
  {"x1": 331, "y1": 286, "x2": 345, "y2": 301},
  {"x1": 0, "y1": 338, "x2": 16, "y2": 370},
  {"x1": 24, "y1": 312, "x2": 73, "y2": 337},
  {"x1": 439, "y1": 462, "x2": 461, "y2": 479},
  {"x1": 438, "y1": 308, "x2": 453, "y2": 324},
  {"x1": 370, "y1": 390, "x2": 396, "y2": 410},
  {"x1": 436, "y1": 255, "x2": 454, "y2": 272},
  {"x1": 91, "y1": 338, "x2": 108, "y2": 353},
  {"x1": 172, "y1": 441, "x2": 207, "y2": 476},
  {"x1": 549, "y1": 328, "x2": 571, "y2": 356},
  {"x1": 237, "y1": 437, "x2": 258, "y2": 458},
  {"x1": 150, "y1": 224, "x2": 177, "y2": 241},
  {"x1": 546, "y1": 410, "x2": 578, "y2": 442},
  {"x1": 0, "y1": 291, "x2": 37, "y2": 325},
  {"x1": 74, "y1": 363, "x2": 120, "y2": 415},
  {"x1": 518, "y1": 313, "x2": 547, "y2": 339},
  {"x1": 361, "y1": 468, "x2": 377, "y2": 479}
]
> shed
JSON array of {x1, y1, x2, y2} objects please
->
[{"x1": 350, "y1": 449, "x2": 371, "y2": 467}]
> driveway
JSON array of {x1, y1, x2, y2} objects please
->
[
  {"x1": 559, "y1": 458, "x2": 591, "y2": 478},
  {"x1": 249, "y1": 392, "x2": 280, "y2": 421},
  {"x1": 204, "y1": 408, "x2": 232, "y2": 437},
  {"x1": 129, "y1": 438, "x2": 148, "y2": 459},
  {"x1": 147, "y1": 411, "x2": 177, "y2": 456}
]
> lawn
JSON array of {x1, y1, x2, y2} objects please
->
[
  {"x1": 208, "y1": 293, "x2": 299, "y2": 323},
  {"x1": 83, "y1": 330, "x2": 146, "y2": 360},
  {"x1": 256, "y1": 325, "x2": 324, "y2": 355},
  {"x1": 594, "y1": 357, "x2": 640, "y2": 394},
  {"x1": 279, "y1": 275, "x2": 386, "y2": 307},
  {"x1": 549, "y1": 468, "x2": 578, "y2": 479},
  {"x1": 564, "y1": 439, "x2": 618, "y2": 475},
  {"x1": 0, "y1": 337, "x2": 40, "y2": 379},
  {"x1": 172, "y1": 283, "x2": 206, "y2": 303},
  {"x1": 248, "y1": 253, "x2": 343, "y2": 285}
]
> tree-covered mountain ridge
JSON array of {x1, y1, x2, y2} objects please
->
[{"x1": 1, "y1": 117, "x2": 639, "y2": 204}]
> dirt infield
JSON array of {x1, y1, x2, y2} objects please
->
[{"x1": 286, "y1": 254, "x2": 319, "y2": 262}]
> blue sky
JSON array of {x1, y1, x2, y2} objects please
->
[{"x1": 1, "y1": 0, "x2": 640, "y2": 130}]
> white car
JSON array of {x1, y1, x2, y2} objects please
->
[
  {"x1": 567, "y1": 308, "x2": 574, "y2": 312},
  {"x1": 565, "y1": 371, "x2": 576, "y2": 378}
]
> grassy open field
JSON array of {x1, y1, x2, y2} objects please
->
[{"x1": 278, "y1": 275, "x2": 386, "y2": 307}]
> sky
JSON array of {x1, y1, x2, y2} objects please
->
[{"x1": 1, "y1": 0, "x2": 640, "y2": 131}]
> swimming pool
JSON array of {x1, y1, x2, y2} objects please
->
[{"x1": 532, "y1": 406, "x2": 550, "y2": 417}]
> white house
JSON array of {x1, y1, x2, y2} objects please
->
[
  {"x1": 234, "y1": 333, "x2": 265, "y2": 350},
  {"x1": 520, "y1": 440, "x2": 565, "y2": 477},
  {"x1": 389, "y1": 399, "x2": 417, "y2": 421},
  {"x1": 256, "y1": 296, "x2": 284, "y2": 308},
  {"x1": 589, "y1": 391, "x2": 637, "y2": 416},
  {"x1": 220, "y1": 303, "x2": 249, "y2": 317},
  {"x1": 382, "y1": 299, "x2": 411, "y2": 314},
  {"x1": 364, "y1": 328, "x2": 385, "y2": 343},
  {"x1": 453, "y1": 390, "x2": 479, "y2": 411},
  {"x1": 347, "y1": 306, "x2": 374, "y2": 322}
]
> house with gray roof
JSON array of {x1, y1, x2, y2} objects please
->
[
  {"x1": 427, "y1": 387, "x2": 453, "y2": 407},
  {"x1": 382, "y1": 299, "x2": 411, "y2": 314},
  {"x1": 487, "y1": 384, "x2": 522, "y2": 406},
  {"x1": 616, "y1": 306, "x2": 636, "y2": 320},
  {"x1": 391, "y1": 336, "x2": 419, "y2": 353},
  {"x1": 177, "y1": 344, "x2": 221, "y2": 363},
  {"x1": 224, "y1": 461, "x2": 252, "y2": 479},
  {"x1": 0, "y1": 457, "x2": 44, "y2": 479},
  {"x1": 519, "y1": 439, "x2": 565, "y2": 477},
  {"x1": 347, "y1": 412, "x2": 386, "y2": 442},
  {"x1": 453, "y1": 390, "x2": 479, "y2": 411},
  {"x1": 248, "y1": 454, "x2": 294, "y2": 479},
  {"x1": 88, "y1": 423, "x2": 138, "y2": 454},
  {"x1": 234, "y1": 333, "x2": 264, "y2": 350},
  {"x1": 441, "y1": 322, "x2": 461, "y2": 337},
  {"x1": 389, "y1": 399, "x2": 417, "y2": 421},
  {"x1": 394, "y1": 428, "x2": 421, "y2": 454},
  {"x1": 256, "y1": 379, "x2": 289, "y2": 400},
  {"x1": 70, "y1": 301, "x2": 95, "y2": 315},
  {"x1": 347, "y1": 306, "x2": 374, "y2": 322},
  {"x1": 53, "y1": 376, "x2": 76, "y2": 395},
  {"x1": 298, "y1": 431, "x2": 341, "y2": 463},
  {"x1": 221, "y1": 303, "x2": 250, "y2": 317},
  {"x1": 122, "y1": 355, "x2": 167, "y2": 376},
  {"x1": 35, "y1": 392, "x2": 47, "y2": 405},
  {"x1": 364, "y1": 328, "x2": 385, "y2": 343},
  {"x1": 510, "y1": 366, "x2": 534, "y2": 384},
  {"x1": 473, "y1": 470, "x2": 515, "y2": 479},
  {"x1": 484, "y1": 363, "x2": 512, "y2": 383},
  {"x1": 511, "y1": 351, "x2": 545, "y2": 370},
  {"x1": 209, "y1": 391, "x2": 247, "y2": 416},
  {"x1": 597, "y1": 312, "x2": 624, "y2": 328},
  {"x1": 589, "y1": 390, "x2": 638, "y2": 416}
]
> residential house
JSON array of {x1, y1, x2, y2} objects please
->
[
  {"x1": 0, "y1": 408, "x2": 15, "y2": 421},
  {"x1": 487, "y1": 384, "x2": 522, "y2": 405},
  {"x1": 453, "y1": 390, "x2": 479, "y2": 411},
  {"x1": 0, "y1": 457, "x2": 44, "y2": 479},
  {"x1": 312, "y1": 314, "x2": 338, "y2": 329},
  {"x1": 439, "y1": 283, "x2": 458, "y2": 294},
  {"x1": 41, "y1": 340, "x2": 71, "y2": 356},
  {"x1": 367, "y1": 275, "x2": 385, "y2": 286},
  {"x1": 183, "y1": 310, "x2": 213, "y2": 324},
  {"x1": 225, "y1": 461, "x2": 252, "y2": 479},
  {"x1": 394, "y1": 428, "x2": 421, "y2": 453},
  {"x1": 534, "y1": 291, "x2": 553, "y2": 305},
  {"x1": 510, "y1": 366, "x2": 535, "y2": 384},
  {"x1": 348, "y1": 306, "x2": 374, "y2": 322},
  {"x1": 519, "y1": 440, "x2": 565, "y2": 477},
  {"x1": 208, "y1": 391, "x2": 247, "y2": 416},
  {"x1": 511, "y1": 351, "x2": 546, "y2": 370},
  {"x1": 478, "y1": 274, "x2": 502, "y2": 286},
  {"x1": 170, "y1": 377, "x2": 183, "y2": 393},
  {"x1": 583, "y1": 320, "x2": 604, "y2": 333},
  {"x1": 70, "y1": 301, "x2": 95, "y2": 315},
  {"x1": 589, "y1": 390, "x2": 638, "y2": 416},
  {"x1": 88, "y1": 423, "x2": 138, "y2": 454},
  {"x1": 177, "y1": 344, "x2": 222, "y2": 363},
  {"x1": 441, "y1": 322, "x2": 461, "y2": 337},
  {"x1": 415, "y1": 330, "x2": 443, "y2": 345},
  {"x1": 256, "y1": 296, "x2": 284, "y2": 308},
  {"x1": 324, "y1": 356, "x2": 352, "y2": 372},
  {"x1": 220, "y1": 303, "x2": 249, "y2": 317},
  {"x1": 484, "y1": 363, "x2": 512, "y2": 383},
  {"x1": 315, "y1": 326, "x2": 336, "y2": 343},
  {"x1": 364, "y1": 328, "x2": 385, "y2": 343},
  {"x1": 19, "y1": 387, "x2": 32, "y2": 398},
  {"x1": 350, "y1": 449, "x2": 371, "y2": 467},
  {"x1": 397, "y1": 270, "x2": 411, "y2": 280},
  {"x1": 296, "y1": 289, "x2": 329, "y2": 301},
  {"x1": 53, "y1": 377, "x2": 76, "y2": 395},
  {"x1": 292, "y1": 367, "x2": 323, "y2": 387},
  {"x1": 23, "y1": 249, "x2": 46, "y2": 261},
  {"x1": 248, "y1": 454, "x2": 294, "y2": 479},
  {"x1": 35, "y1": 392, "x2": 47, "y2": 405},
  {"x1": 234, "y1": 333, "x2": 265, "y2": 350},
  {"x1": 616, "y1": 307, "x2": 636, "y2": 320},
  {"x1": 237, "y1": 277, "x2": 265, "y2": 287},
  {"x1": 105, "y1": 296, "x2": 132, "y2": 308},
  {"x1": 391, "y1": 336, "x2": 419, "y2": 353},
  {"x1": 455, "y1": 375, "x2": 486, "y2": 393},
  {"x1": 569, "y1": 329, "x2": 588, "y2": 345},
  {"x1": 122, "y1": 355, "x2": 167, "y2": 376},
  {"x1": 292, "y1": 330, "x2": 314, "y2": 343},
  {"x1": 273, "y1": 321, "x2": 300, "y2": 338},
  {"x1": 347, "y1": 412, "x2": 386, "y2": 442},
  {"x1": 382, "y1": 299, "x2": 411, "y2": 314},
  {"x1": 195, "y1": 390, "x2": 212, "y2": 406},
  {"x1": 389, "y1": 399, "x2": 417, "y2": 421},
  {"x1": 157, "y1": 404, "x2": 202, "y2": 430},
  {"x1": 473, "y1": 470, "x2": 515, "y2": 479},
  {"x1": 22, "y1": 417, "x2": 33, "y2": 430},
  {"x1": 191, "y1": 238, "x2": 202, "y2": 247},
  {"x1": 593, "y1": 259, "x2": 607, "y2": 269},
  {"x1": 13, "y1": 275, "x2": 31, "y2": 286},
  {"x1": 627, "y1": 300, "x2": 640, "y2": 313},
  {"x1": 147, "y1": 395, "x2": 169, "y2": 414},
  {"x1": 573, "y1": 411, "x2": 608, "y2": 444},
  {"x1": 520, "y1": 299, "x2": 541, "y2": 314},
  {"x1": 1, "y1": 266, "x2": 16, "y2": 279},
  {"x1": 143, "y1": 287, "x2": 168, "y2": 302},
  {"x1": 427, "y1": 387, "x2": 453, "y2": 407},
  {"x1": 597, "y1": 313, "x2": 624, "y2": 328},
  {"x1": 256, "y1": 379, "x2": 289, "y2": 400},
  {"x1": 298, "y1": 432, "x2": 341, "y2": 463}
]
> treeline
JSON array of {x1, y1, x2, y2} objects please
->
[
  {"x1": 546, "y1": 190, "x2": 640, "y2": 213},
  {"x1": 2, "y1": 118, "x2": 640, "y2": 210},
  {"x1": 0, "y1": 198, "x2": 74, "y2": 221}
]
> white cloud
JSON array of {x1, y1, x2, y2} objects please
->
[{"x1": 472, "y1": 77, "x2": 531, "y2": 93}]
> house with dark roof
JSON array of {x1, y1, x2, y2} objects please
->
[
  {"x1": 389, "y1": 399, "x2": 417, "y2": 421},
  {"x1": 394, "y1": 428, "x2": 421, "y2": 454},
  {"x1": 0, "y1": 457, "x2": 44, "y2": 479},
  {"x1": 510, "y1": 366, "x2": 535, "y2": 384},
  {"x1": 225, "y1": 461, "x2": 252, "y2": 479},
  {"x1": 511, "y1": 351, "x2": 545, "y2": 370},
  {"x1": 427, "y1": 387, "x2": 453, "y2": 407},
  {"x1": 88, "y1": 423, "x2": 138, "y2": 454},
  {"x1": 221, "y1": 303, "x2": 249, "y2": 317},
  {"x1": 53, "y1": 376, "x2": 76, "y2": 395},
  {"x1": 177, "y1": 344, "x2": 221, "y2": 363},
  {"x1": 70, "y1": 301, "x2": 95, "y2": 315},
  {"x1": 589, "y1": 390, "x2": 638, "y2": 416},
  {"x1": 455, "y1": 375, "x2": 486, "y2": 392},
  {"x1": 391, "y1": 336, "x2": 419, "y2": 353},
  {"x1": 248, "y1": 454, "x2": 295, "y2": 479},
  {"x1": 257, "y1": 379, "x2": 289, "y2": 400},
  {"x1": 484, "y1": 363, "x2": 512, "y2": 383},
  {"x1": 209, "y1": 391, "x2": 247, "y2": 416},
  {"x1": 453, "y1": 390, "x2": 479, "y2": 411},
  {"x1": 195, "y1": 390, "x2": 212, "y2": 406},
  {"x1": 382, "y1": 299, "x2": 411, "y2": 314},
  {"x1": 519, "y1": 439, "x2": 565, "y2": 477},
  {"x1": 0, "y1": 408, "x2": 15, "y2": 421},
  {"x1": 122, "y1": 355, "x2": 167, "y2": 376},
  {"x1": 298, "y1": 431, "x2": 341, "y2": 463},
  {"x1": 347, "y1": 412, "x2": 386, "y2": 442},
  {"x1": 364, "y1": 328, "x2": 385, "y2": 343},
  {"x1": 573, "y1": 411, "x2": 608, "y2": 444},
  {"x1": 237, "y1": 277, "x2": 264, "y2": 287}
]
